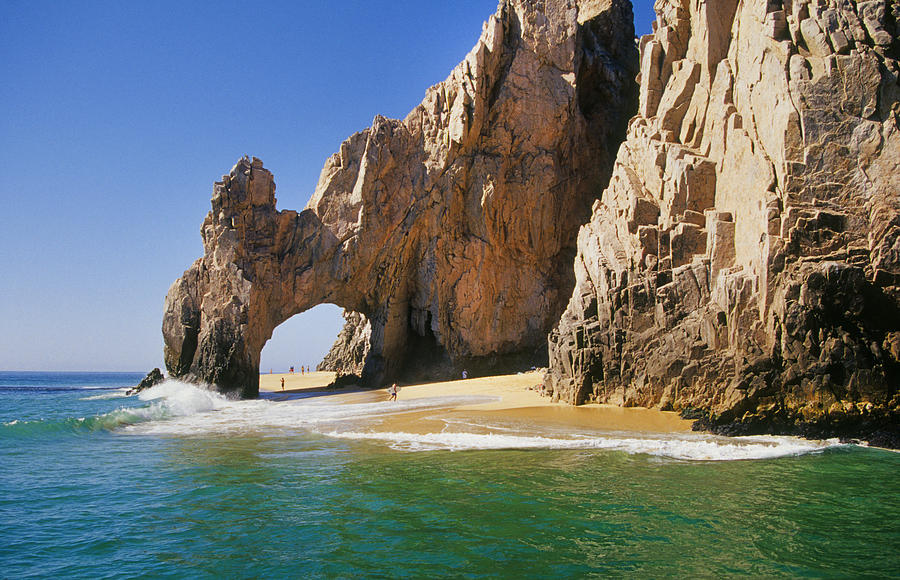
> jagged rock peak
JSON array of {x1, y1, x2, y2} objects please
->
[
  {"x1": 546, "y1": 0, "x2": 900, "y2": 444},
  {"x1": 162, "y1": 0, "x2": 639, "y2": 397}
]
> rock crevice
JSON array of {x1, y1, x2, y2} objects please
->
[{"x1": 545, "y1": 0, "x2": 900, "y2": 443}]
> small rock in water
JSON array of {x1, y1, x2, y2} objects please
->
[{"x1": 127, "y1": 368, "x2": 164, "y2": 396}]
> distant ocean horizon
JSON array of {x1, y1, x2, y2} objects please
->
[
  {"x1": 1, "y1": 370, "x2": 898, "y2": 578},
  {"x1": 0, "y1": 370, "x2": 145, "y2": 383},
  {"x1": 0, "y1": 369, "x2": 145, "y2": 375}
]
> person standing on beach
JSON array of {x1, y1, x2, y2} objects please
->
[
  {"x1": 462, "y1": 369, "x2": 468, "y2": 379},
  {"x1": 389, "y1": 383, "x2": 398, "y2": 402},
  {"x1": 281, "y1": 377, "x2": 285, "y2": 391}
]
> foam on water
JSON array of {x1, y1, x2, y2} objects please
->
[
  {"x1": 137, "y1": 380, "x2": 230, "y2": 412},
  {"x1": 102, "y1": 380, "x2": 845, "y2": 461},
  {"x1": 0, "y1": 380, "x2": 232, "y2": 437},
  {"x1": 1, "y1": 378, "x2": 837, "y2": 461},
  {"x1": 324, "y1": 430, "x2": 842, "y2": 460},
  {"x1": 124, "y1": 388, "x2": 498, "y2": 436}
]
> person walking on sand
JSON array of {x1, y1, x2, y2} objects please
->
[
  {"x1": 281, "y1": 377, "x2": 285, "y2": 391},
  {"x1": 462, "y1": 369, "x2": 468, "y2": 379},
  {"x1": 389, "y1": 383, "x2": 399, "y2": 402}
]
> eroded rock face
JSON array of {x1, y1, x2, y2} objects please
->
[
  {"x1": 318, "y1": 311, "x2": 371, "y2": 377},
  {"x1": 163, "y1": 0, "x2": 639, "y2": 397},
  {"x1": 546, "y1": 0, "x2": 900, "y2": 442}
]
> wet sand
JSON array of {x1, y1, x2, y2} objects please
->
[{"x1": 260, "y1": 371, "x2": 692, "y2": 434}]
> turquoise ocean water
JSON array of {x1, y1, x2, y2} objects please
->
[{"x1": 1, "y1": 371, "x2": 898, "y2": 578}]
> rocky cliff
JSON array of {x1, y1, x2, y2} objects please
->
[
  {"x1": 546, "y1": 0, "x2": 900, "y2": 443},
  {"x1": 163, "y1": 0, "x2": 638, "y2": 397}
]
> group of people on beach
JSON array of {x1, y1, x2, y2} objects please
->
[{"x1": 288, "y1": 366, "x2": 310, "y2": 374}]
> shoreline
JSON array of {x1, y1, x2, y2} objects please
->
[
  {"x1": 259, "y1": 371, "x2": 693, "y2": 436},
  {"x1": 257, "y1": 371, "x2": 898, "y2": 449}
]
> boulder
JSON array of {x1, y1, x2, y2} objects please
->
[{"x1": 127, "y1": 368, "x2": 164, "y2": 396}]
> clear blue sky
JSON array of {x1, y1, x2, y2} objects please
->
[{"x1": 0, "y1": 1, "x2": 656, "y2": 372}]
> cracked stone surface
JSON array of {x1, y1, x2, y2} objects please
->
[{"x1": 546, "y1": 0, "x2": 900, "y2": 444}]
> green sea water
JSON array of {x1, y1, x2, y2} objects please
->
[{"x1": 1, "y1": 372, "x2": 898, "y2": 578}]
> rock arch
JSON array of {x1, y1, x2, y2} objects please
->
[
  {"x1": 260, "y1": 303, "x2": 345, "y2": 374},
  {"x1": 162, "y1": 0, "x2": 639, "y2": 397}
]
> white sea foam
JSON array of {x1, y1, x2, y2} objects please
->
[
  {"x1": 113, "y1": 380, "x2": 843, "y2": 460},
  {"x1": 324, "y1": 430, "x2": 843, "y2": 460},
  {"x1": 122, "y1": 383, "x2": 496, "y2": 436},
  {"x1": 72, "y1": 381, "x2": 236, "y2": 430},
  {"x1": 137, "y1": 380, "x2": 230, "y2": 413}
]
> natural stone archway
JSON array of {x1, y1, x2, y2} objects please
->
[
  {"x1": 260, "y1": 303, "x2": 345, "y2": 373},
  {"x1": 162, "y1": 0, "x2": 639, "y2": 398}
]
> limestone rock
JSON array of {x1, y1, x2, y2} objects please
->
[
  {"x1": 546, "y1": 0, "x2": 900, "y2": 444},
  {"x1": 163, "y1": 0, "x2": 639, "y2": 397}
]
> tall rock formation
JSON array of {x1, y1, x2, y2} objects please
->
[
  {"x1": 318, "y1": 311, "x2": 371, "y2": 376},
  {"x1": 546, "y1": 0, "x2": 900, "y2": 441},
  {"x1": 163, "y1": 0, "x2": 639, "y2": 397}
]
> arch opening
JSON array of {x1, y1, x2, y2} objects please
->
[{"x1": 259, "y1": 304, "x2": 345, "y2": 376}]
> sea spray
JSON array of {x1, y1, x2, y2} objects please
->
[
  {"x1": 0, "y1": 380, "x2": 230, "y2": 438},
  {"x1": 137, "y1": 380, "x2": 231, "y2": 414}
]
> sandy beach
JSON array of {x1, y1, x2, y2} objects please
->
[
  {"x1": 260, "y1": 370, "x2": 338, "y2": 393},
  {"x1": 260, "y1": 371, "x2": 692, "y2": 435}
]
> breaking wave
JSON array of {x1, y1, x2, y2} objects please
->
[
  {"x1": 1, "y1": 379, "x2": 846, "y2": 460},
  {"x1": 1, "y1": 381, "x2": 229, "y2": 438}
]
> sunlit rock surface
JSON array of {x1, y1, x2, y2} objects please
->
[
  {"x1": 163, "y1": 0, "x2": 639, "y2": 397},
  {"x1": 546, "y1": 0, "x2": 900, "y2": 444}
]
